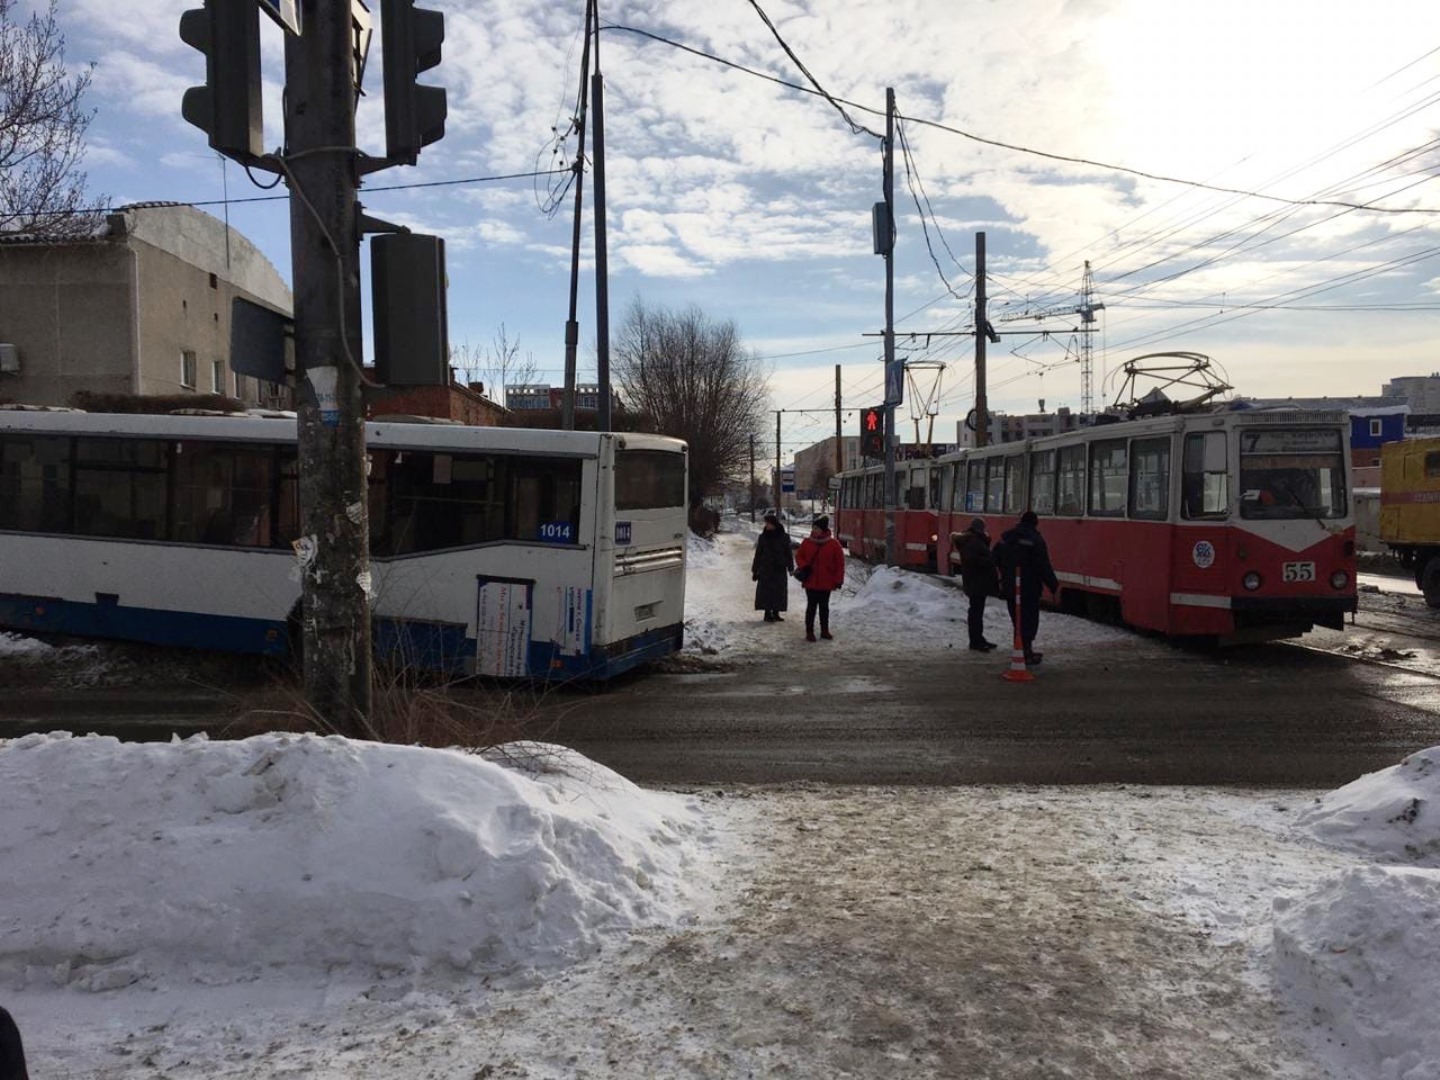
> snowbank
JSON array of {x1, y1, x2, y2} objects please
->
[
  {"x1": 1273, "y1": 746, "x2": 1440, "y2": 1079},
  {"x1": 1274, "y1": 866, "x2": 1440, "y2": 1080},
  {"x1": 1296, "y1": 746, "x2": 1440, "y2": 865},
  {"x1": 0, "y1": 631, "x2": 54, "y2": 659},
  {"x1": 0, "y1": 733, "x2": 715, "y2": 991}
]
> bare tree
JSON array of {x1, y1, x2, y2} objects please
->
[
  {"x1": 613, "y1": 298, "x2": 770, "y2": 502},
  {"x1": 450, "y1": 323, "x2": 539, "y2": 404},
  {"x1": 0, "y1": 0, "x2": 103, "y2": 238}
]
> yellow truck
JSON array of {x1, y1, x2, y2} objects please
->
[{"x1": 1379, "y1": 436, "x2": 1440, "y2": 606}]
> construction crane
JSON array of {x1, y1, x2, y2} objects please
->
[{"x1": 995, "y1": 260, "x2": 1104, "y2": 413}]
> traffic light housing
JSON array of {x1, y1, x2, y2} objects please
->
[
  {"x1": 381, "y1": 0, "x2": 447, "y2": 164},
  {"x1": 860, "y1": 405, "x2": 885, "y2": 458},
  {"x1": 179, "y1": 0, "x2": 264, "y2": 162},
  {"x1": 372, "y1": 233, "x2": 449, "y2": 385}
]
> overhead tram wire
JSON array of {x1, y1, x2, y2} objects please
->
[
  {"x1": 598, "y1": 23, "x2": 1440, "y2": 217},
  {"x1": 894, "y1": 116, "x2": 973, "y2": 301}
]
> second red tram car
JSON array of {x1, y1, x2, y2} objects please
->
[{"x1": 833, "y1": 460, "x2": 940, "y2": 571}]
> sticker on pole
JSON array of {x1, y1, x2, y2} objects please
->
[
  {"x1": 1192, "y1": 540, "x2": 1216, "y2": 569},
  {"x1": 308, "y1": 366, "x2": 340, "y2": 427}
]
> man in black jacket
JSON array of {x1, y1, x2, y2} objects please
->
[
  {"x1": 995, "y1": 510, "x2": 1059, "y2": 665},
  {"x1": 955, "y1": 518, "x2": 1000, "y2": 651},
  {"x1": 0, "y1": 1006, "x2": 27, "y2": 1080}
]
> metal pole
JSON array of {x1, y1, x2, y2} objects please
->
[
  {"x1": 774, "y1": 409, "x2": 782, "y2": 514},
  {"x1": 561, "y1": 0, "x2": 594, "y2": 430},
  {"x1": 284, "y1": 0, "x2": 371, "y2": 731},
  {"x1": 834, "y1": 364, "x2": 843, "y2": 479},
  {"x1": 591, "y1": 16, "x2": 612, "y2": 432},
  {"x1": 749, "y1": 434, "x2": 756, "y2": 522},
  {"x1": 883, "y1": 87, "x2": 897, "y2": 567},
  {"x1": 975, "y1": 231, "x2": 989, "y2": 449}
]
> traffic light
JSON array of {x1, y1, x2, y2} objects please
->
[
  {"x1": 381, "y1": 0, "x2": 447, "y2": 164},
  {"x1": 179, "y1": 0, "x2": 264, "y2": 162},
  {"x1": 860, "y1": 405, "x2": 885, "y2": 458}
]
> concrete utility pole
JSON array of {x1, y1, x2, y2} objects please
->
[
  {"x1": 975, "y1": 231, "x2": 989, "y2": 449},
  {"x1": 834, "y1": 364, "x2": 843, "y2": 479},
  {"x1": 591, "y1": 2, "x2": 612, "y2": 432},
  {"x1": 882, "y1": 87, "x2": 898, "y2": 566},
  {"x1": 284, "y1": 0, "x2": 372, "y2": 731},
  {"x1": 561, "y1": 0, "x2": 595, "y2": 430}
]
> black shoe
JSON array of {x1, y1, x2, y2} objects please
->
[
  {"x1": 1025, "y1": 651, "x2": 1043, "y2": 666},
  {"x1": 763, "y1": 613, "x2": 776, "y2": 622},
  {"x1": 774, "y1": 614, "x2": 784, "y2": 621},
  {"x1": 980, "y1": 640, "x2": 1000, "y2": 651},
  {"x1": 968, "y1": 642, "x2": 988, "y2": 651}
]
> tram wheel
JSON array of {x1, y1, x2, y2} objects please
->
[{"x1": 1421, "y1": 556, "x2": 1440, "y2": 609}]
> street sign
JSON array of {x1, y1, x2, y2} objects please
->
[
  {"x1": 781, "y1": 467, "x2": 795, "y2": 494},
  {"x1": 258, "y1": 0, "x2": 301, "y2": 34},
  {"x1": 885, "y1": 359, "x2": 904, "y2": 406}
]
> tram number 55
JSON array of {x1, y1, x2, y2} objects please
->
[{"x1": 1282, "y1": 562, "x2": 1316, "y2": 583}]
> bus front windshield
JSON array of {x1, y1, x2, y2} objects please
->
[{"x1": 1238, "y1": 429, "x2": 1346, "y2": 520}]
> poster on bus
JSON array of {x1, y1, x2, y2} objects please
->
[
  {"x1": 555, "y1": 585, "x2": 589, "y2": 657},
  {"x1": 476, "y1": 577, "x2": 532, "y2": 677}
]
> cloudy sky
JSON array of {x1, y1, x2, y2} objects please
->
[{"x1": 45, "y1": 0, "x2": 1440, "y2": 460}]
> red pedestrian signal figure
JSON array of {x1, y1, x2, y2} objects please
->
[{"x1": 860, "y1": 405, "x2": 885, "y2": 458}]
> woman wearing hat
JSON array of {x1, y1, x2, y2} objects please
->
[
  {"x1": 794, "y1": 515, "x2": 845, "y2": 642},
  {"x1": 956, "y1": 517, "x2": 1000, "y2": 651},
  {"x1": 752, "y1": 513, "x2": 794, "y2": 622}
]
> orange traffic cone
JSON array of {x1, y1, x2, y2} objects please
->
[{"x1": 1002, "y1": 566, "x2": 1035, "y2": 683}]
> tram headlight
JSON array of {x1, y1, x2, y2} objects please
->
[
  {"x1": 1330, "y1": 570, "x2": 1350, "y2": 590},
  {"x1": 1242, "y1": 571, "x2": 1262, "y2": 591}
]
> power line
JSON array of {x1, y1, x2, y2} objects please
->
[{"x1": 598, "y1": 22, "x2": 1440, "y2": 216}]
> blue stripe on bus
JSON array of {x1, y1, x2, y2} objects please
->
[
  {"x1": 0, "y1": 593, "x2": 289, "y2": 656},
  {"x1": 0, "y1": 594, "x2": 681, "y2": 680}
]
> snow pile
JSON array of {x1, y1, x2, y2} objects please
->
[
  {"x1": 1273, "y1": 867, "x2": 1440, "y2": 1080},
  {"x1": 1296, "y1": 746, "x2": 1440, "y2": 865},
  {"x1": 1273, "y1": 747, "x2": 1440, "y2": 1079},
  {"x1": 0, "y1": 733, "x2": 715, "y2": 991},
  {"x1": 0, "y1": 631, "x2": 55, "y2": 659},
  {"x1": 686, "y1": 528, "x2": 723, "y2": 571}
]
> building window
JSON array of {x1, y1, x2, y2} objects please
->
[
  {"x1": 209, "y1": 272, "x2": 218, "y2": 289},
  {"x1": 1369, "y1": 418, "x2": 1383, "y2": 438},
  {"x1": 212, "y1": 359, "x2": 227, "y2": 395},
  {"x1": 180, "y1": 350, "x2": 197, "y2": 389}
]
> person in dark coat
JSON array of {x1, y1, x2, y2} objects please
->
[
  {"x1": 752, "y1": 513, "x2": 794, "y2": 622},
  {"x1": 0, "y1": 1006, "x2": 28, "y2": 1080},
  {"x1": 794, "y1": 515, "x2": 845, "y2": 642},
  {"x1": 955, "y1": 518, "x2": 1000, "y2": 651},
  {"x1": 995, "y1": 510, "x2": 1059, "y2": 665}
]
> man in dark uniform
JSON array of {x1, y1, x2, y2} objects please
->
[
  {"x1": 995, "y1": 510, "x2": 1059, "y2": 665},
  {"x1": 955, "y1": 518, "x2": 1000, "y2": 651}
]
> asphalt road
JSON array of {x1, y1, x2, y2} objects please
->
[
  {"x1": 540, "y1": 640, "x2": 1440, "y2": 788},
  {"x1": 5, "y1": 591, "x2": 1439, "y2": 790}
]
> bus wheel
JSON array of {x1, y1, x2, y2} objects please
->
[{"x1": 1421, "y1": 556, "x2": 1440, "y2": 609}]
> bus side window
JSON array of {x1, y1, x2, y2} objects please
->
[{"x1": 1182, "y1": 432, "x2": 1229, "y2": 519}]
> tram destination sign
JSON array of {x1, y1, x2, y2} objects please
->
[{"x1": 1241, "y1": 429, "x2": 1341, "y2": 454}]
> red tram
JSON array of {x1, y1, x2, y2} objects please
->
[
  {"x1": 928, "y1": 408, "x2": 1356, "y2": 642},
  {"x1": 833, "y1": 460, "x2": 940, "y2": 571}
]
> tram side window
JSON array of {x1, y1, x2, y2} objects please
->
[
  {"x1": 1056, "y1": 445, "x2": 1086, "y2": 515},
  {"x1": 616, "y1": 449, "x2": 686, "y2": 510},
  {"x1": 1088, "y1": 439, "x2": 1127, "y2": 516},
  {"x1": 907, "y1": 467, "x2": 926, "y2": 510},
  {"x1": 1182, "y1": 432, "x2": 1229, "y2": 519},
  {"x1": 977, "y1": 458, "x2": 1000, "y2": 512},
  {"x1": 0, "y1": 435, "x2": 71, "y2": 533},
  {"x1": 172, "y1": 441, "x2": 276, "y2": 547},
  {"x1": 1029, "y1": 450, "x2": 1056, "y2": 515},
  {"x1": 964, "y1": 460, "x2": 984, "y2": 513},
  {"x1": 1003, "y1": 455, "x2": 1025, "y2": 514},
  {"x1": 929, "y1": 468, "x2": 942, "y2": 510},
  {"x1": 73, "y1": 437, "x2": 168, "y2": 541},
  {"x1": 1128, "y1": 437, "x2": 1170, "y2": 520},
  {"x1": 1425, "y1": 451, "x2": 1440, "y2": 480}
]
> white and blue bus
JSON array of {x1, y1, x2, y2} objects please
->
[{"x1": 0, "y1": 408, "x2": 688, "y2": 679}]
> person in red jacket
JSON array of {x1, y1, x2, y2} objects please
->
[{"x1": 794, "y1": 515, "x2": 846, "y2": 642}]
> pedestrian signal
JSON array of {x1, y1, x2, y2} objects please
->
[{"x1": 860, "y1": 405, "x2": 884, "y2": 458}]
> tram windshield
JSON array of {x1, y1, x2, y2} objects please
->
[{"x1": 1238, "y1": 428, "x2": 1346, "y2": 520}]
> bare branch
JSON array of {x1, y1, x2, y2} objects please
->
[{"x1": 0, "y1": 0, "x2": 105, "y2": 238}]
